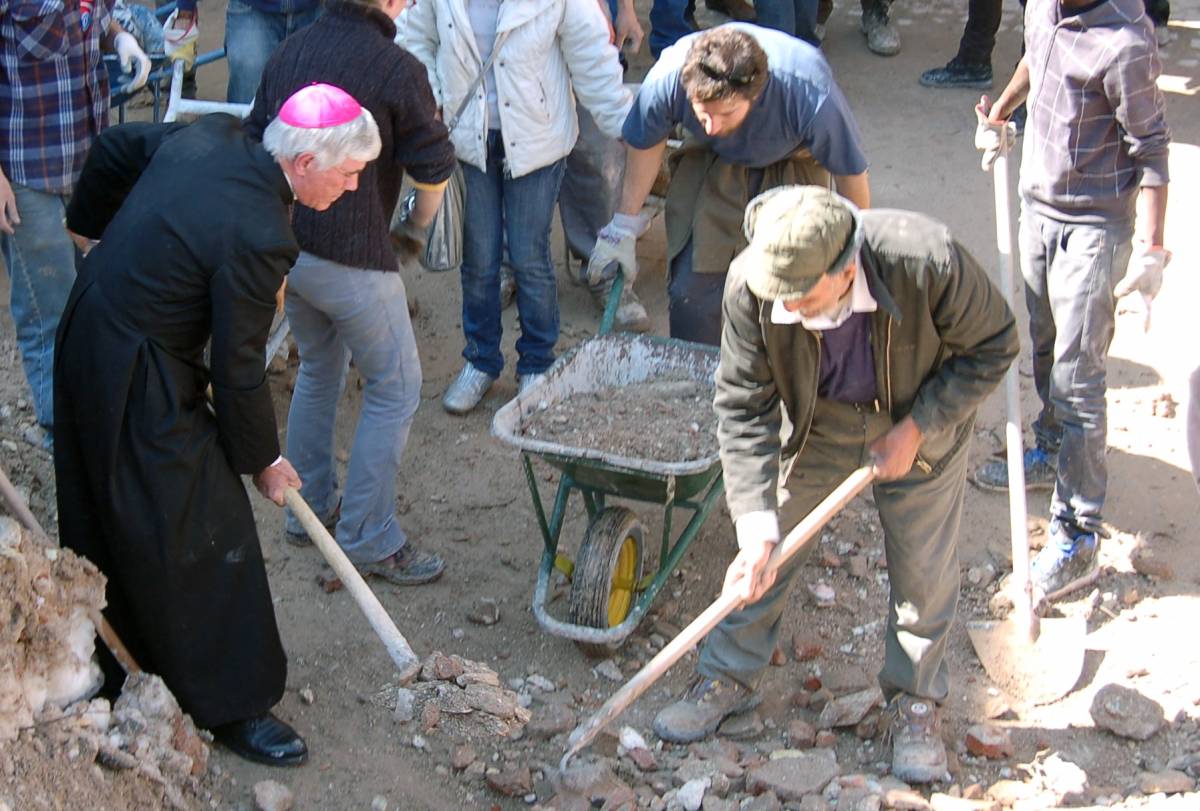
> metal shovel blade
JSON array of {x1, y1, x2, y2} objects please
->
[{"x1": 967, "y1": 615, "x2": 1087, "y2": 706}]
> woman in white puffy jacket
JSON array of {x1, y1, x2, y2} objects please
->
[{"x1": 406, "y1": 0, "x2": 632, "y2": 414}]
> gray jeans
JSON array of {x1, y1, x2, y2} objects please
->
[
  {"x1": 1020, "y1": 207, "x2": 1133, "y2": 534},
  {"x1": 699, "y1": 398, "x2": 969, "y2": 703},
  {"x1": 559, "y1": 101, "x2": 625, "y2": 282},
  {"x1": 283, "y1": 252, "x2": 421, "y2": 564}
]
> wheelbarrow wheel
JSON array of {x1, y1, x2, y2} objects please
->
[{"x1": 569, "y1": 507, "x2": 645, "y2": 658}]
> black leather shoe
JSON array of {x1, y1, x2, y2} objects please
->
[{"x1": 213, "y1": 713, "x2": 308, "y2": 767}]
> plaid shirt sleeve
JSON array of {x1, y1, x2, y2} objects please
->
[{"x1": 1103, "y1": 35, "x2": 1170, "y2": 187}]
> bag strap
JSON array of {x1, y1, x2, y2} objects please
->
[{"x1": 446, "y1": 29, "x2": 511, "y2": 133}]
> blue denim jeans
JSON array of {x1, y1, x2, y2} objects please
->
[
  {"x1": 224, "y1": 0, "x2": 321, "y2": 104},
  {"x1": 1019, "y1": 206, "x2": 1133, "y2": 535},
  {"x1": 283, "y1": 252, "x2": 421, "y2": 564},
  {"x1": 756, "y1": 0, "x2": 822, "y2": 45},
  {"x1": 460, "y1": 133, "x2": 565, "y2": 378},
  {"x1": 1, "y1": 184, "x2": 78, "y2": 429},
  {"x1": 650, "y1": 0, "x2": 693, "y2": 57}
]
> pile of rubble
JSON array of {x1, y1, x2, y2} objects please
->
[{"x1": 0, "y1": 517, "x2": 209, "y2": 810}]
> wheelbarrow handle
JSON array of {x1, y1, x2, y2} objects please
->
[
  {"x1": 283, "y1": 488, "x2": 421, "y2": 683},
  {"x1": 561, "y1": 466, "x2": 876, "y2": 769}
]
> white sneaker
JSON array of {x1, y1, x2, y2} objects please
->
[{"x1": 442, "y1": 363, "x2": 496, "y2": 415}]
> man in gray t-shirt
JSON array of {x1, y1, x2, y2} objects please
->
[{"x1": 587, "y1": 24, "x2": 870, "y2": 346}]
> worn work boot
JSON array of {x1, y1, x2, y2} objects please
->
[
  {"x1": 589, "y1": 277, "x2": 651, "y2": 333},
  {"x1": 442, "y1": 363, "x2": 497, "y2": 415},
  {"x1": 887, "y1": 694, "x2": 948, "y2": 783},
  {"x1": 861, "y1": 8, "x2": 901, "y2": 56},
  {"x1": 972, "y1": 446, "x2": 1057, "y2": 493},
  {"x1": 705, "y1": 0, "x2": 757, "y2": 22},
  {"x1": 359, "y1": 543, "x2": 446, "y2": 586},
  {"x1": 1031, "y1": 520, "x2": 1099, "y2": 595},
  {"x1": 920, "y1": 58, "x2": 993, "y2": 89},
  {"x1": 652, "y1": 676, "x2": 762, "y2": 744}
]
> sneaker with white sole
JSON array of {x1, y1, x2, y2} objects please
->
[
  {"x1": 1031, "y1": 520, "x2": 1098, "y2": 595},
  {"x1": 887, "y1": 694, "x2": 948, "y2": 784},
  {"x1": 972, "y1": 446, "x2": 1057, "y2": 493},
  {"x1": 442, "y1": 363, "x2": 497, "y2": 415},
  {"x1": 652, "y1": 676, "x2": 762, "y2": 744}
]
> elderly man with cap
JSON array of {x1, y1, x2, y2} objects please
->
[
  {"x1": 54, "y1": 84, "x2": 380, "y2": 766},
  {"x1": 653, "y1": 187, "x2": 1018, "y2": 783}
]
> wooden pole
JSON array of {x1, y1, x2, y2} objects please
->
[
  {"x1": 284, "y1": 488, "x2": 421, "y2": 683},
  {"x1": 0, "y1": 463, "x2": 142, "y2": 676}
]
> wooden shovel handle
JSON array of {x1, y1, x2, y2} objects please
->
[
  {"x1": 284, "y1": 488, "x2": 421, "y2": 684},
  {"x1": 0, "y1": 464, "x2": 142, "y2": 676}
]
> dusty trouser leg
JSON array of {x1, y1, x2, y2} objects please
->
[
  {"x1": 667, "y1": 241, "x2": 726, "y2": 347},
  {"x1": 560, "y1": 103, "x2": 625, "y2": 281},
  {"x1": 873, "y1": 437, "x2": 970, "y2": 702},
  {"x1": 698, "y1": 400, "x2": 875, "y2": 689},
  {"x1": 1024, "y1": 212, "x2": 1133, "y2": 535},
  {"x1": 1189, "y1": 364, "x2": 1200, "y2": 496}
]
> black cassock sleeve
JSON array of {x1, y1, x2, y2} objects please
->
[
  {"x1": 65, "y1": 122, "x2": 188, "y2": 239},
  {"x1": 209, "y1": 240, "x2": 294, "y2": 475}
]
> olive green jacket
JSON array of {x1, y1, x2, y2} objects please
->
[{"x1": 715, "y1": 208, "x2": 1020, "y2": 519}]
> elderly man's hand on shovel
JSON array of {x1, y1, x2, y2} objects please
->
[
  {"x1": 253, "y1": 457, "x2": 302, "y2": 506},
  {"x1": 722, "y1": 536, "x2": 778, "y2": 607},
  {"x1": 870, "y1": 415, "x2": 924, "y2": 481}
]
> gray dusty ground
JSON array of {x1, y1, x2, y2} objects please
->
[{"x1": 1, "y1": 0, "x2": 1199, "y2": 808}]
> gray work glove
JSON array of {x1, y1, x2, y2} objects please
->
[
  {"x1": 587, "y1": 212, "x2": 650, "y2": 286},
  {"x1": 1115, "y1": 243, "x2": 1170, "y2": 332}
]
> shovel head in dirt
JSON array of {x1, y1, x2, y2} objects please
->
[{"x1": 967, "y1": 614, "x2": 1086, "y2": 706}]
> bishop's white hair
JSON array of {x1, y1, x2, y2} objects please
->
[{"x1": 262, "y1": 106, "x2": 381, "y2": 170}]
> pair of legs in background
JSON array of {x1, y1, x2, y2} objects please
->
[
  {"x1": 443, "y1": 132, "x2": 565, "y2": 414},
  {"x1": 224, "y1": 0, "x2": 320, "y2": 104},
  {"x1": 285, "y1": 252, "x2": 444, "y2": 584}
]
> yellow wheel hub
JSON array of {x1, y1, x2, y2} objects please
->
[{"x1": 606, "y1": 535, "x2": 639, "y2": 627}]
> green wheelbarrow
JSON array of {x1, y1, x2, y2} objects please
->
[{"x1": 490, "y1": 283, "x2": 724, "y2": 657}]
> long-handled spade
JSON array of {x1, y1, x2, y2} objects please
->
[
  {"x1": 561, "y1": 467, "x2": 876, "y2": 770},
  {"x1": 965, "y1": 136, "x2": 1085, "y2": 706}
]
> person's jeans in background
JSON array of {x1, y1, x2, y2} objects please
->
[
  {"x1": 224, "y1": 0, "x2": 321, "y2": 104},
  {"x1": 650, "y1": 0, "x2": 693, "y2": 57},
  {"x1": 1019, "y1": 206, "x2": 1134, "y2": 536},
  {"x1": 1, "y1": 184, "x2": 78, "y2": 430},
  {"x1": 460, "y1": 132, "x2": 566, "y2": 378},
  {"x1": 284, "y1": 252, "x2": 421, "y2": 565},
  {"x1": 756, "y1": 0, "x2": 821, "y2": 46},
  {"x1": 559, "y1": 103, "x2": 626, "y2": 283}
]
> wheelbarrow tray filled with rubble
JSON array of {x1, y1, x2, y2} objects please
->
[{"x1": 492, "y1": 331, "x2": 724, "y2": 656}]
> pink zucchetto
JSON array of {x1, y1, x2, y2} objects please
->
[{"x1": 278, "y1": 83, "x2": 363, "y2": 129}]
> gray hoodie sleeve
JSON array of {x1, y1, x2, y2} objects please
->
[{"x1": 1104, "y1": 32, "x2": 1171, "y2": 187}]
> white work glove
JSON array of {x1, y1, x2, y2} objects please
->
[
  {"x1": 587, "y1": 212, "x2": 648, "y2": 286},
  {"x1": 163, "y1": 10, "x2": 200, "y2": 68},
  {"x1": 1115, "y1": 243, "x2": 1170, "y2": 332},
  {"x1": 974, "y1": 96, "x2": 1017, "y2": 172},
  {"x1": 114, "y1": 31, "x2": 151, "y2": 92},
  {"x1": 722, "y1": 537, "x2": 777, "y2": 607}
]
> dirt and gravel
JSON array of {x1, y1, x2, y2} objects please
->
[
  {"x1": 521, "y1": 379, "x2": 718, "y2": 463},
  {"x1": 2, "y1": 0, "x2": 1199, "y2": 808}
]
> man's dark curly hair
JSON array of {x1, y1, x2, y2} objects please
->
[{"x1": 680, "y1": 28, "x2": 769, "y2": 103}]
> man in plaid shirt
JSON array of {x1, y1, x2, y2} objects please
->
[
  {"x1": 0, "y1": 0, "x2": 148, "y2": 444},
  {"x1": 973, "y1": 0, "x2": 1170, "y2": 595}
]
